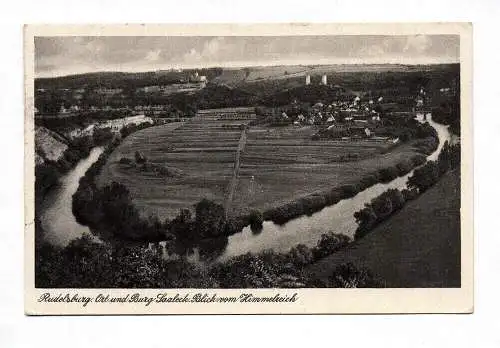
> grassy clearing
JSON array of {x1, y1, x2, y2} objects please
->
[{"x1": 306, "y1": 169, "x2": 461, "y2": 288}]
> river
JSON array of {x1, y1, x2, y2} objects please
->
[
  {"x1": 39, "y1": 114, "x2": 450, "y2": 256},
  {"x1": 219, "y1": 114, "x2": 451, "y2": 259},
  {"x1": 40, "y1": 147, "x2": 104, "y2": 246}
]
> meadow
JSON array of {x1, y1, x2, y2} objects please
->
[
  {"x1": 307, "y1": 169, "x2": 461, "y2": 287},
  {"x1": 230, "y1": 125, "x2": 423, "y2": 216},
  {"x1": 98, "y1": 116, "x2": 424, "y2": 221},
  {"x1": 97, "y1": 120, "x2": 243, "y2": 219}
]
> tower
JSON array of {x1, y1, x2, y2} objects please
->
[
  {"x1": 305, "y1": 74, "x2": 311, "y2": 85},
  {"x1": 321, "y1": 74, "x2": 327, "y2": 85}
]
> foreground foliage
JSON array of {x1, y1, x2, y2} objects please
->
[{"x1": 35, "y1": 231, "x2": 379, "y2": 288}]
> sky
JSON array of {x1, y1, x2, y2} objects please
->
[{"x1": 34, "y1": 35, "x2": 460, "y2": 78}]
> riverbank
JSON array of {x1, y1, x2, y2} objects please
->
[
  {"x1": 306, "y1": 168, "x2": 461, "y2": 287},
  {"x1": 44, "y1": 115, "x2": 444, "y2": 257},
  {"x1": 219, "y1": 115, "x2": 449, "y2": 258},
  {"x1": 40, "y1": 147, "x2": 105, "y2": 246},
  {"x1": 37, "y1": 121, "x2": 158, "y2": 246}
]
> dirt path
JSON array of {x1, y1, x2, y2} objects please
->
[{"x1": 224, "y1": 128, "x2": 248, "y2": 217}]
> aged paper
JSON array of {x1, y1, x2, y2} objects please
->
[{"x1": 25, "y1": 23, "x2": 473, "y2": 314}]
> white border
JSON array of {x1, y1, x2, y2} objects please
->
[{"x1": 23, "y1": 23, "x2": 473, "y2": 315}]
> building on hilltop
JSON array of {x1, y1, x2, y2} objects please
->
[
  {"x1": 321, "y1": 74, "x2": 327, "y2": 85},
  {"x1": 305, "y1": 74, "x2": 311, "y2": 85},
  {"x1": 95, "y1": 87, "x2": 123, "y2": 96},
  {"x1": 190, "y1": 71, "x2": 208, "y2": 84}
]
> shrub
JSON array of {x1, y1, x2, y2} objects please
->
[
  {"x1": 414, "y1": 137, "x2": 438, "y2": 155},
  {"x1": 339, "y1": 184, "x2": 360, "y2": 198},
  {"x1": 395, "y1": 159, "x2": 414, "y2": 176},
  {"x1": 378, "y1": 166, "x2": 399, "y2": 183},
  {"x1": 313, "y1": 233, "x2": 350, "y2": 260},
  {"x1": 93, "y1": 127, "x2": 114, "y2": 146},
  {"x1": 194, "y1": 199, "x2": 226, "y2": 238},
  {"x1": 410, "y1": 154, "x2": 427, "y2": 167},
  {"x1": 326, "y1": 263, "x2": 381, "y2": 288},
  {"x1": 359, "y1": 174, "x2": 378, "y2": 190},
  {"x1": 248, "y1": 209, "x2": 264, "y2": 229},
  {"x1": 288, "y1": 244, "x2": 314, "y2": 267},
  {"x1": 407, "y1": 161, "x2": 440, "y2": 193},
  {"x1": 325, "y1": 188, "x2": 343, "y2": 205},
  {"x1": 354, "y1": 188, "x2": 406, "y2": 240},
  {"x1": 354, "y1": 206, "x2": 377, "y2": 240},
  {"x1": 401, "y1": 188, "x2": 419, "y2": 201}
]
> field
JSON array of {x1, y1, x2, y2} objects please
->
[
  {"x1": 306, "y1": 169, "x2": 461, "y2": 287},
  {"x1": 97, "y1": 115, "x2": 248, "y2": 219},
  {"x1": 98, "y1": 112, "x2": 424, "y2": 220},
  {"x1": 229, "y1": 125, "x2": 422, "y2": 216}
]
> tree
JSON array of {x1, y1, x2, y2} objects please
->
[
  {"x1": 248, "y1": 210, "x2": 264, "y2": 230},
  {"x1": 407, "y1": 161, "x2": 440, "y2": 192},
  {"x1": 93, "y1": 127, "x2": 114, "y2": 146},
  {"x1": 313, "y1": 233, "x2": 350, "y2": 259},
  {"x1": 288, "y1": 244, "x2": 313, "y2": 266},
  {"x1": 354, "y1": 206, "x2": 377, "y2": 240},
  {"x1": 194, "y1": 199, "x2": 226, "y2": 238}
]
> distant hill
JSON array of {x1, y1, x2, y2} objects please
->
[
  {"x1": 35, "y1": 67, "x2": 224, "y2": 90},
  {"x1": 35, "y1": 64, "x2": 459, "y2": 90},
  {"x1": 34, "y1": 63, "x2": 459, "y2": 111}
]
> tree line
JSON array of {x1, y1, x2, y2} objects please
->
[{"x1": 354, "y1": 141, "x2": 460, "y2": 240}]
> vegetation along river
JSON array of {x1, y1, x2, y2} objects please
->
[
  {"x1": 40, "y1": 147, "x2": 104, "y2": 246},
  {"x1": 40, "y1": 114, "x2": 450, "y2": 258},
  {"x1": 220, "y1": 114, "x2": 451, "y2": 259}
]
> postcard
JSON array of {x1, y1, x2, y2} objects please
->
[{"x1": 24, "y1": 23, "x2": 473, "y2": 314}]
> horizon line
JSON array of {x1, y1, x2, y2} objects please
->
[{"x1": 35, "y1": 61, "x2": 460, "y2": 80}]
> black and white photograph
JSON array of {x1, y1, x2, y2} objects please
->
[{"x1": 24, "y1": 23, "x2": 473, "y2": 314}]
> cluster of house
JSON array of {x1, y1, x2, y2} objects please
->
[
  {"x1": 136, "y1": 72, "x2": 208, "y2": 96},
  {"x1": 266, "y1": 95, "x2": 389, "y2": 139},
  {"x1": 278, "y1": 95, "x2": 384, "y2": 129}
]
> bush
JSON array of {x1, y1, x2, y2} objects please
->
[
  {"x1": 378, "y1": 166, "x2": 399, "y2": 183},
  {"x1": 395, "y1": 159, "x2": 414, "y2": 176},
  {"x1": 93, "y1": 127, "x2": 114, "y2": 146},
  {"x1": 354, "y1": 206, "x2": 377, "y2": 240},
  {"x1": 407, "y1": 161, "x2": 440, "y2": 193},
  {"x1": 288, "y1": 244, "x2": 314, "y2": 267},
  {"x1": 358, "y1": 174, "x2": 378, "y2": 190},
  {"x1": 194, "y1": 199, "x2": 226, "y2": 238},
  {"x1": 410, "y1": 154, "x2": 427, "y2": 167},
  {"x1": 354, "y1": 188, "x2": 406, "y2": 240},
  {"x1": 339, "y1": 184, "x2": 360, "y2": 198},
  {"x1": 313, "y1": 233, "x2": 350, "y2": 260},
  {"x1": 248, "y1": 210, "x2": 264, "y2": 229},
  {"x1": 414, "y1": 137, "x2": 438, "y2": 155},
  {"x1": 326, "y1": 262, "x2": 381, "y2": 288},
  {"x1": 401, "y1": 188, "x2": 419, "y2": 201}
]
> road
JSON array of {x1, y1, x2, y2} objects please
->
[{"x1": 224, "y1": 128, "x2": 247, "y2": 217}]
